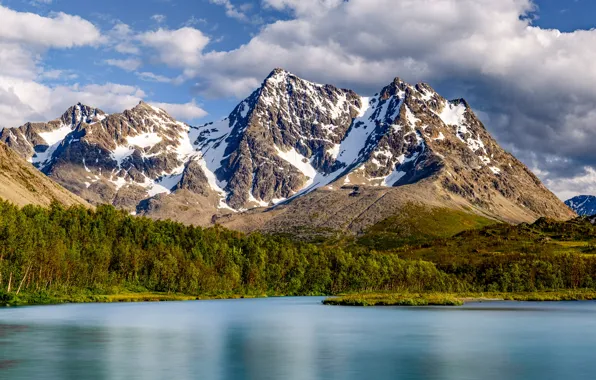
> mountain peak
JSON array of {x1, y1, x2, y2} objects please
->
[
  {"x1": 130, "y1": 101, "x2": 167, "y2": 116},
  {"x1": 268, "y1": 67, "x2": 292, "y2": 77},
  {"x1": 566, "y1": 195, "x2": 596, "y2": 216},
  {"x1": 379, "y1": 77, "x2": 411, "y2": 99},
  {"x1": 60, "y1": 103, "x2": 106, "y2": 126},
  {"x1": 263, "y1": 68, "x2": 295, "y2": 87}
]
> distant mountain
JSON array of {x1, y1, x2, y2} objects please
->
[
  {"x1": 0, "y1": 69, "x2": 575, "y2": 231},
  {"x1": 565, "y1": 195, "x2": 596, "y2": 216},
  {"x1": 0, "y1": 141, "x2": 88, "y2": 208}
]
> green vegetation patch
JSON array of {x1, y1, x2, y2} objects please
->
[
  {"x1": 358, "y1": 204, "x2": 496, "y2": 250},
  {"x1": 324, "y1": 290, "x2": 596, "y2": 307}
]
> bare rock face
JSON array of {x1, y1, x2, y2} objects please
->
[
  {"x1": 0, "y1": 69, "x2": 574, "y2": 228},
  {"x1": 193, "y1": 68, "x2": 364, "y2": 209},
  {"x1": 175, "y1": 159, "x2": 211, "y2": 197}
]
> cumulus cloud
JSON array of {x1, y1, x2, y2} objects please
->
[
  {"x1": 151, "y1": 99, "x2": 208, "y2": 121},
  {"x1": 0, "y1": 5, "x2": 102, "y2": 48},
  {"x1": 209, "y1": 0, "x2": 249, "y2": 22},
  {"x1": 138, "y1": 27, "x2": 210, "y2": 68}
]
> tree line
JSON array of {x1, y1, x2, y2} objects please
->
[{"x1": 1, "y1": 200, "x2": 595, "y2": 302}]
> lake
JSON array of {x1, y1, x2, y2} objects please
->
[{"x1": 2, "y1": 297, "x2": 596, "y2": 379}]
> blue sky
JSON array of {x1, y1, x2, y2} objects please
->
[{"x1": 2, "y1": 0, "x2": 596, "y2": 199}]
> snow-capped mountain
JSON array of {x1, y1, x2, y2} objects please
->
[
  {"x1": 565, "y1": 195, "x2": 596, "y2": 216},
  {"x1": 0, "y1": 69, "x2": 575, "y2": 227}
]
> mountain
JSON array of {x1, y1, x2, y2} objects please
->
[
  {"x1": 0, "y1": 141, "x2": 89, "y2": 207},
  {"x1": 0, "y1": 101, "x2": 222, "y2": 222},
  {"x1": 565, "y1": 195, "x2": 596, "y2": 216},
  {"x1": 0, "y1": 69, "x2": 574, "y2": 231}
]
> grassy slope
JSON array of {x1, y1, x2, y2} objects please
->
[
  {"x1": 1, "y1": 290, "x2": 269, "y2": 307},
  {"x1": 389, "y1": 217, "x2": 596, "y2": 265},
  {"x1": 0, "y1": 142, "x2": 89, "y2": 208},
  {"x1": 356, "y1": 204, "x2": 497, "y2": 250}
]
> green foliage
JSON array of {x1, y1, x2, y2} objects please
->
[
  {"x1": 2, "y1": 199, "x2": 596, "y2": 306},
  {"x1": 324, "y1": 290, "x2": 596, "y2": 306},
  {"x1": 0, "y1": 201, "x2": 461, "y2": 305},
  {"x1": 324, "y1": 293, "x2": 465, "y2": 306}
]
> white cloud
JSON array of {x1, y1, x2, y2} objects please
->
[
  {"x1": 0, "y1": 5, "x2": 102, "y2": 48},
  {"x1": 105, "y1": 58, "x2": 142, "y2": 71},
  {"x1": 151, "y1": 99, "x2": 208, "y2": 121},
  {"x1": 136, "y1": 71, "x2": 176, "y2": 84},
  {"x1": 138, "y1": 27, "x2": 210, "y2": 68},
  {"x1": 209, "y1": 0, "x2": 248, "y2": 22},
  {"x1": 542, "y1": 168, "x2": 596, "y2": 201},
  {"x1": 151, "y1": 14, "x2": 167, "y2": 23},
  {"x1": 108, "y1": 23, "x2": 141, "y2": 55},
  {"x1": 0, "y1": 42, "x2": 38, "y2": 79}
]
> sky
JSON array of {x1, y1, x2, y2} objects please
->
[{"x1": 1, "y1": 0, "x2": 596, "y2": 200}]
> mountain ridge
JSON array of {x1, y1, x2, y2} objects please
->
[
  {"x1": 566, "y1": 195, "x2": 596, "y2": 216},
  {"x1": 0, "y1": 69, "x2": 575, "y2": 230}
]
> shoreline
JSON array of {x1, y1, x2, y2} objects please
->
[
  {"x1": 5, "y1": 290, "x2": 596, "y2": 307},
  {"x1": 1, "y1": 292, "x2": 272, "y2": 307},
  {"x1": 322, "y1": 291, "x2": 596, "y2": 307}
]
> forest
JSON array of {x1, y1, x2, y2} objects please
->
[{"x1": 2, "y1": 200, "x2": 596, "y2": 305}]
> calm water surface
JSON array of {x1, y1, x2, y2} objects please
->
[{"x1": 2, "y1": 297, "x2": 596, "y2": 380}]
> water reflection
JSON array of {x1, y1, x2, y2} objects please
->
[{"x1": 1, "y1": 299, "x2": 596, "y2": 380}]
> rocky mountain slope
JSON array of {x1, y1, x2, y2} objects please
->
[
  {"x1": 0, "y1": 69, "x2": 574, "y2": 230},
  {"x1": 566, "y1": 195, "x2": 596, "y2": 216},
  {"x1": 0, "y1": 141, "x2": 89, "y2": 207}
]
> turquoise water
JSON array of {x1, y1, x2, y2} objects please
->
[{"x1": 2, "y1": 297, "x2": 596, "y2": 379}]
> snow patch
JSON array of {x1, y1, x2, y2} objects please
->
[
  {"x1": 327, "y1": 144, "x2": 341, "y2": 159},
  {"x1": 112, "y1": 146, "x2": 134, "y2": 167},
  {"x1": 127, "y1": 133, "x2": 162, "y2": 149},
  {"x1": 405, "y1": 106, "x2": 421, "y2": 128},
  {"x1": 439, "y1": 101, "x2": 467, "y2": 126},
  {"x1": 39, "y1": 125, "x2": 72, "y2": 146},
  {"x1": 33, "y1": 124, "x2": 74, "y2": 168},
  {"x1": 490, "y1": 166, "x2": 501, "y2": 175},
  {"x1": 275, "y1": 146, "x2": 317, "y2": 187}
]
